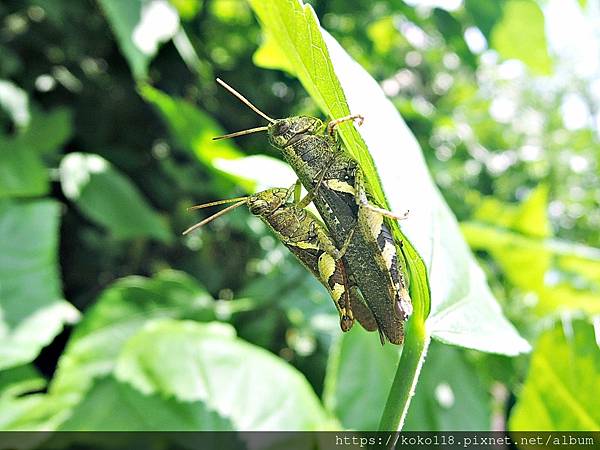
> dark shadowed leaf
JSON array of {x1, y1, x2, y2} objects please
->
[
  {"x1": 97, "y1": 0, "x2": 180, "y2": 80},
  {"x1": 59, "y1": 153, "x2": 171, "y2": 242}
]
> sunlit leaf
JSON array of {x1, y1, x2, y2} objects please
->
[
  {"x1": 0, "y1": 365, "x2": 63, "y2": 433},
  {"x1": 169, "y1": 0, "x2": 202, "y2": 20},
  {"x1": 473, "y1": 184, "x2": 551, "y2": 238},
  {"x1": 253, "y1": 34, "x2": 295, "y2": 74},
  {"x1": 490, "y1": 0, "x2": 552, "y2": 75},
  {"x1": 463, "y1": 222, "x2": 600, "y2": 316},
  {"x1": 114, "y1": 319, "x2": 334, "y2": 430},
  {"x1": 49, "y1": 270, "x2": 215, "y2": 404},
  {"x1": 509, "y1": 320, "x2": 600, "y2": 430}
]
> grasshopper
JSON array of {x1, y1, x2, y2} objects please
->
[
  {"x1": 183, "y1": 186, "x2": 378, "y2": 334},
  {"x1": 212, "y1": 79, "x2": 412, "y2": 345}
]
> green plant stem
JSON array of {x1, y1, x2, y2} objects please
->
[{"x1": 378, "y1": 314, "x2": 430, "y2": 433}]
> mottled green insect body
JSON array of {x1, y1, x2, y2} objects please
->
[
  {"x1": 264, "y1": 114, "x2": 412, "y2": 344},
  {"x1": 212, "y1": 80, "x2": 412, "y2": 345},
  {"x1": 184, "y1": 187, "x2": 377, "y2": 334}
]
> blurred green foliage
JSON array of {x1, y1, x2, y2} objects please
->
[{"x1": 0, "y1": 0, "x2": 599, "y2": 436}]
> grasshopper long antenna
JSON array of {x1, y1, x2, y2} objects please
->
[
  {"x1": 216, "y1": 78, "x2": 275, "y2": 123},
  {"x1": 212, "y1": 126, "x2": 269, "y2": 141},
  {"x1": 187, "y1": 197, "x2": 249, "y2": 210},
  {"x1": 182, "y1": 199, "x2": 247, "y2": 235}
]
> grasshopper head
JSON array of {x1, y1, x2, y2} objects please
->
[
  {"x1": 248, "y1": 188, "x2": 289, "y2": 216},
  {"x1": 268, "y1": 116, "x2": 323, "y2": 148}
]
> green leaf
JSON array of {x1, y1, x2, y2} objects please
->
[
  {"x1": 463, "y1": 222, "x2": 600, "y2": 316},
  {"x1": 0, "y1": 365, "x2": 63, "y2": 432},
  {"x1": 169, "y1": 0, "x2": 202, "y2": 20},
  {"x1": 112, "y1": 319, "x2": 333, "y2": 430},
  {"x1": 49, "y1": 271, "x2": 215, "y2": 403},
  {"x1": 97, "y1": 0, "x2": 180, "y2": 80},
  {"x1": 509, "y1": 320, "x2": 600, "y2": 430},
  {"x1": 0, "y1": 137, "x2": 49, "y2": 198},
  {"x1": 323, "y1": 327, "x2": 401, "y2": 430},
  {"x1": 17, "y1": 107, "x2": 73, "y2": 156},
  {"x1": 140, "y1": 85, "x2": 242, "y2": 162},
  {"x1": 0, "y1": 365, "x2": 45, "y2": 398},
  {"x1": 0, "y1": 200, "x2": 79, "y2": 370},
  {"x1": 248, "y1": 0, "x2": 529, "y2": 355},
  {"x1": 464, "y1": 0, "x2": 505, "y2": 39},
  {"x1": 141, "y1": 84, "x2": 295, "y2": 190},
  {"x1": 403, "y1": 342, "x2": 491, "y2": 431},
  {"x1": 490, "y1": 0, "x2": 553, "y2": 75},
  {"x1": 0, "y1": 107, "x2": 73, "y2": 199},
  {"x1": 323, "y1": 32, "x2": 529, "y2": 355},
  {"x1": 248, "y1": 0, "x2": 528, "y2": 431},
  {"x1": 473, "y1": 184, "x2": 551, "y2": 238},
  {"x1": 253, "y1": 34, "x2": 295, "y2": 74},
  {"x1": 58, "y1": 375, "x2": 235, "y2": 431},
  {"x1": 463, "y1": 185, "x2": 600, "y2": 317},
  {"x1": 59, "y1": 153, "x2": 171, "y2": 242}
]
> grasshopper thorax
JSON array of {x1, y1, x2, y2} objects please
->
[
  {"x1": 268, "y1": 116, "x2": 324, "y2": 148},
  {"x1": 248, "y1": 188, "x2": 289, "y2": 216}
]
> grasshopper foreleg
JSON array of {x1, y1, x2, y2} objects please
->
[{"x1": 327, "y1": 114, "x2": 364, "y2": 136}]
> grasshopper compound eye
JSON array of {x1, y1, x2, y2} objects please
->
[
  {"x1": 270, "y1": 120, "x2": 290, "y2": 136},
  {"x1": 248, "y1": 198, "x2": 271, "y2": 216}
]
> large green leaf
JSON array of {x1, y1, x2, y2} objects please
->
[
  {"x1": 490, "y1": 0, "x2": 552, "y2": 75},
  {"x1": 321, "y1": 31, "x2": 529, "y2": 354},
  {"x1": 112, "y1": 319, "x2": 333, "y2": 430},
  {"x1": 0, "y1": 200, "x2": 79, "y2": 370},
  {"x1": 247, "y1": 0, "x2": 528, "y2": 431},
  {"x1": 5, "y1": 271, "x2": 221, "y2": 431},
  {"x1": 59, "y1": 153, "x2": 171, "y2": 242},
  {"x1": 97, "y1": 0, "x2": 180, "y2": 80},
  {"x1": 247, "y1": 0, "x2": 529, "y2": 353},
  {"x1": 49, "y1": 271, "x2": 215, "y2": 404},
  {"x1": 509, "y1": 320, "x2": 600, "y2": 430}
]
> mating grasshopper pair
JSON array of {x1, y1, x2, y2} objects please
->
[{"x1": 185, "y1": 80, "x2": 412, "y2": 344}]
